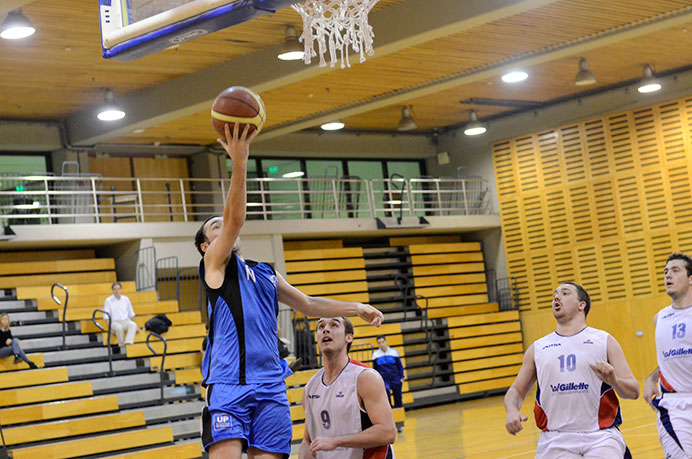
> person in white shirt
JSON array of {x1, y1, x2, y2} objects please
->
[
  {"x1": 643, "y1": 253, "x2": 692, "y2": 458},
  {"x1": 504, "y1": 282, "x2": 639, "y2": 459},
  {"x1": 103, "y1": 281, "x2": 138, "y2": 346},
  {"x1": 300, "y1": 317, "x2": 396, "y2": 459}
]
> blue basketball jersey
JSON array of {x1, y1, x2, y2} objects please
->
[{"x1": 201, "y1": 253, "x2": 283, "y2": 385}]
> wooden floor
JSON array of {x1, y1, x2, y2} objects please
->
[{"x1": 294, "y1": 385, "x2": 664, "y2": 458}]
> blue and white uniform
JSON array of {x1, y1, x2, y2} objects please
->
[
  {"x1": 654, "y1": 305, "x2": 692, "y2": 459},
  {"x1": 200, "y1": 253, "x2": 291, "y2": 457},
  {"x1": 372, "y1": 347, "x2": 404, "y2": 407}
]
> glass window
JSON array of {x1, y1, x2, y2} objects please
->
[
  {"x1": 386, "y1": 161, "x2": 422, "y2": 180},
  {"x1": 347, "y1": 161, "x2": 383, "y2": 217},
  {"x1": 258, "y1": 159, "x2": 304, "y2": 220},
  {"x1": 0, "y1": 155, "x2": 47, "y2": 175}
]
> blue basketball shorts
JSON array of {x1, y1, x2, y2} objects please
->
[{"x1": 201, "y1": 381, "x2": 292, "y2": 457}]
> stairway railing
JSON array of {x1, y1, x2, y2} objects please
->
[{"x1": 51, "y1": 283, "x2": 69, "y2": 350}]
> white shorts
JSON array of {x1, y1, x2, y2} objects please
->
[
  {"x1": 654, "y1": 394, "x2": 692, "y2": 459},
  {"x1": 536, "y1": 427, "x2": 626, "y2": 459}
]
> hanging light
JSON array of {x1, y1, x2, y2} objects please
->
[
  {"x1": 0, "y1": 9, "x2": 35, "y2": 40},
  {"x1": 282, "y1": 171, "x2": 305, "y2": 178},
  {"x1": 321, "y1": 120, "x2": 344, "y2": 131},
  {"x1": 464, "y1": 110, "x2": 486, "y2": 136},
  {"x1": 397, "y1": 106, "x2": 417, "y2": 131},
  {"x1": 277, "y1": 25, "x2": 305, "y2": 61},
  {"x1": 574, "y1": 58, "x2": 596, "y2": 86},
  {"x1": 97, "y1": 89, "x2": 126, "y2": 121},
  {"x1": 638, "y1": 64, "x2": 661, "y2": 93},
  {"x1": 501, "y1": 70, "x2": 528, "y2": 83}
]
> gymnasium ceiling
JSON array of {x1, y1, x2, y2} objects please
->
[{"x1": 3, "y1": 0, "x2": 692, "y2": 151}]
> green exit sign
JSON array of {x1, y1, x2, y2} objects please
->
[
  {"x1": 269, "y1": 166, "x2": 278, "y2": 174},
  {"x1": 15, "y1": 185, "x2": 24, "y2": 191}
]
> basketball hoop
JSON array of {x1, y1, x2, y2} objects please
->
[{"x1": 292, "y1": 0, "x2": 379, "y2": 69}]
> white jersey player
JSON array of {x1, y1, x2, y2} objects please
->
[
  {"x1": 504, "y1": 282, "x2": 639, "y2": 458},
  {"x1": 299, "y1": 317, "x2": 396, "y2": 459},
  {"x1": 644, "y1": 253, "x2": 692, "y2": 458}
]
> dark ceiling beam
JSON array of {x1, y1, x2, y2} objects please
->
[{"x1": 65, "y1": 0, "x2": 561, "y2": 146}]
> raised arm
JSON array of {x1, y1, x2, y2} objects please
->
[
  {"x1": 203, "y1": 124, "x2": 258, "y2": 278},
  {"x1": 309, "y1": 369, "x2": 395, "y2": 455},
  {"x1": 276, "y1": 272, "x2": 383, "y2": 327},
  {"x1": 590, "y1": 335, "x2": 639, "y2": 400},
  {"x1": 504, "y1": 344, "x2": 537, "y2": 435}
]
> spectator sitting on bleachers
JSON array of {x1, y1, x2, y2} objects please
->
[
  {"x1": 103, "y1": 281, "x2": 138, "y2": 346},
  {"x1": 0, "y1": 314, "x2": 38, "y2": 368}
]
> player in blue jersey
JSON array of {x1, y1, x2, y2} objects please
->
[{"x1": 195, "y1": 123, "x2": 385, "y2": 459}]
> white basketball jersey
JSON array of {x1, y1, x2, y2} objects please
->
[
  {"x1": 655, "y1": 305, "x2": 692, "y2": 393},
  {"x1": 304, "y1": 361, "x2": 394, "y2": 459},
  {"x1": 533, "y1": 327, "x2": 622, "y2": 432}
]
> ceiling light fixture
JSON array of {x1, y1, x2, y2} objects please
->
[
  {"x1": 574, "y1": 57, "x2": 596, "y2": 86},
  {"x1": 282, "y1": 171, "x2": 305, "y2": 178},
  {"x1": 97, "y1": 89, "x2": 126, "y2": 121},
  {"x1": 397, "y1": 106, "x2": 417, "y2": 131},
  {"x1": 464, "y1": 110, "x2": 486, "y2": 136},
  {"x1": 277, "y1": 25, "x2": 305, "y2": 61},
  {"x1": 320, "y1": 120, "x2": 344, "y2": 131},
  {"x1": 0, "y1": 9, "x2": 35, "y2": 40},
  {"x1": 638, "y1": 64, "x2": 662, "y2": 93},
  {"x1": 501, "y1": 70, "x2": 528, "y2": 83}
]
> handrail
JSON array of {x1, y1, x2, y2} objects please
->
[
  {"x1": 51, "y1": 283, "x2": 69, "y2": 350},
  {"x1": 146, "y1": 332, "x2": 168, "y2": 404},
  {"x1": 92, "y1": 309, "x2": 114, "y2": 376}
]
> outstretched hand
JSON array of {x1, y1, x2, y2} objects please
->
[
  {"x1": 217, "y1": 123, "x2": 258, "y2": 163},
  {"x1": 356, "y1": 303, "x2": 384, "y2": 327},
  {"x1": 589, "y1": 361, "x2": 617, "y2": 386}
]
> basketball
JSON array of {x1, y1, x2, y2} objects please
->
[{"x1": 211, "y1": 86, "x2": 266, "y2": 138}]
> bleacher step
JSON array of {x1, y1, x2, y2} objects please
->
[
  {"x1": 21, "y1": 334, "x2": 97, "y2": 352},
  {"x1": 117, "y1": 385, "x2": 201, "y2": 410},
  {"x1": 9, "y1": 310, "x2": 58, "y2": 325},
  {"x1": 164, "y1": 418, "x2": 200, "y2": 440},
  {"x1": 124, "y1": 401, "x2": 204, "y2": 425},
  {"x1": 43, "y1": 347, "x2": 117, "y2": 366},
  {"x1": 0, "y1": 301, "x2": 37, "y2": 314},
  {"x1": 12, "y1": 323, "x2": 80, "y2": 339},
  {"x1": 91, "y1": 373, "x2": 166, "y2": 395},
  {"x1": 68, "y1": 359, "x2": 149, "y2": 380}
]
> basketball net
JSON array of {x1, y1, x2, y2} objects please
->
[{"x1": 292, "y1": 0, "x2": 379, "y2": 69}]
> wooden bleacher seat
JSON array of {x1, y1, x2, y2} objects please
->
[
  {"x1": 82, "y1": 311, "x2": 201, "y2": 334},
  {"x1": 0, "y1": 354, "x2": 44, "y2": 372},
  {"x1": 9, "y1": 425, "x2": 174, "y2": 459},
  {"x1": 99, "y1": 442, "x2": 201, "y2": 459},
  {"x1": 100, "y1": 323, "x2": 206, "y2": 346},
  {"x1": 0, "y1": 250, "x2": 96, "y2": 263},
  {"x1": 37, "y1": 290, "x2": 157, "y2": 310},
  {"x1": 0, "y1": 271, "x2": 117, "y2": 290},
  {"x1": 126, "y1": 337, "x2": 204, "y2": 358},
  {"x1": 64, "y1": 299, "x2": 179, "y2": 321},
  {"x1": 149, "y1": 352, "x2": 202, "y2": 371},
  {"x1": 16, "y1": 281, "x2": 137, "y2": 300},
  {"x1": 4, "y1": 411, "x2": 145, "y2": 446},
  {"x1": 0, "y1": 259, "x2": 115, "y2": 276},
  {"x1": 0, "y1": 381, "x2": 92, "y2": 407},
  {"x1": 0, "y1": 367, "x2": 67, "y2": 389},
  {"x1": 0, "y1": 395, "x2": 120, "y2": 425}
]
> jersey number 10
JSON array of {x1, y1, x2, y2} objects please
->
[{"x1": 558, "y1": 354, "x2": 576, "y2": 372}]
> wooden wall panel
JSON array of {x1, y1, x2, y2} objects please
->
[
  {"x1": 132, "y1": 157, "x2": 191, "y2": 222},
  {"x1": 493, "y1": 95, "x2": 692, "y2": 312}
]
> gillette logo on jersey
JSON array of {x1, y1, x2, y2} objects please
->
[
  {"x1": 662, "y1": 347, "x2": 692, "y2": 359},
  {"x1": 550, "y1": 381, "x2": 589, "y2": 393}
]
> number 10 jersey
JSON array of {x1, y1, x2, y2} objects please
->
[{"x1": 533, "y1": 327, "x2": 623, "y2": 432}]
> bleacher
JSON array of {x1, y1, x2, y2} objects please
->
[
  {"x1": 0, "y1": 249, "x2": 204, "y2": 458},
  {"x1": 283, "y1": 235, "x2": 524, "y2": 412}
]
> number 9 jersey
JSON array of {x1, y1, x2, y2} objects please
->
[
  {"x1": 533, "y1": 327, "x2": 623, "y2": 432},
  {"x1": 303, "y1": 361, "x2": 394, "y2": 459}
]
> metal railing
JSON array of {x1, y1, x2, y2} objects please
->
[
  {"x1": 92, "y1": 309, "x2": 114, "y2": 376},
  {"x1": 51, "y1": 283, "x2": 69, "y2": 350},
  {"x1": 146, "y1": 332, "x2": 168, "y2": 404},
  {"x1": 497, "y1": 276, "x2": 520, "y2": 311},
  {"x1": 0, "y1": 176, "x2": 493, "y2": 224},
  {"x1": 350, "y1": 343, "x2": 375, "y2": 365}
]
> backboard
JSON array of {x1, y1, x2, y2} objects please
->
[{"x1": 99, "y1": 0, "x2": 303, "y2": 61}]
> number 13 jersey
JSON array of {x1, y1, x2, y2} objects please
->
[
  {"x1": 304, "y1": 361, "x2": 394, "y2": 459},
  {"x1": 655, "y1": 304, "x2": 692, "y2": 393},
  {"x1": 533, "y1": 327, "x2": 622, "y2": 432}
]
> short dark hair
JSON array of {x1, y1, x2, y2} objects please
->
[
  {"x1": 562, "y1": 281, "x2": 591, "y2": 318},
  {"x1": 194, "y1": 216, "x2": 218, "y2": 256},
  {"x1": 667, "y1": 253, "x2": 692, "y2": 276},
  {"x1": 376, "y1": 335, "x2": 386, "y2": 342},
  {"x1": 343, "y1": 317, "x2": 354, "y2": 353},
  {"x1": 111, "y1": 281, "x2": 122, "y2": 289}
]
